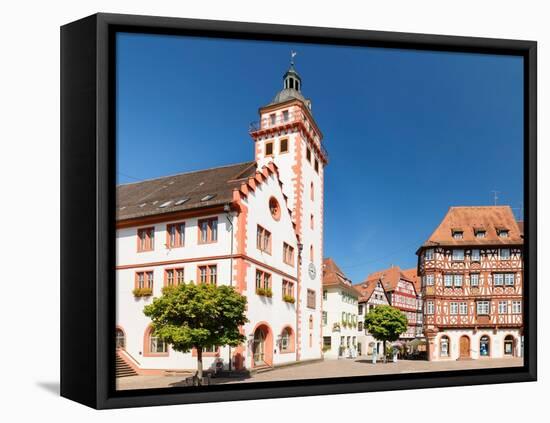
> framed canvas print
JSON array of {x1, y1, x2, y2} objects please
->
[{"x1": 60, "y1": 13, "x2": 537, "y2": 409}]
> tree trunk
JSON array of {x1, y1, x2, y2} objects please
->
[
  {"x1": 197, "y1": 347, "x2": 203, "y2": 385},
  {"x1": 383, "y1": 341, "x2": 387, "y2": 363}
]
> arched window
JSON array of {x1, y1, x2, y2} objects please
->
[
  {"x1": 280, "y1": 327, "x2": 295, "y2": 353},
  {"x1": 480, "y1": 335, "x2": 490, "y2": 357},
  {"x1": 115, "y1": 327, "x2": 125, "y2": 349},
  {"x1": 309, "y1": 315, "x2": 314, "y2": 330},
  {"x1": 440, "y1": 335, "x2": 450, "y2": 357},
  {"x1": 504, "y1": 335, "x2": 515, "y2": 356},
  {"x1": 144, "y1": 326, "x2": 168, "y2": 356},
  {"x1": 310, "y1": 245, "x2": 314, "y2": 262}
]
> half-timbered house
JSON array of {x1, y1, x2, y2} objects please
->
[
  {"x1": 417, "y1": 206, "x2": 523, "y2": 361},
  {"x1": 355, "y1": 278, "x2": 390, "y2": 356},
  {"x1": 361, "y1": 266, "x2": 423, "y2": 341}
]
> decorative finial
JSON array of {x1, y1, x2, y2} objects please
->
[{"x1": 291, "y1": 50, "x2": 297, "y2": 66}]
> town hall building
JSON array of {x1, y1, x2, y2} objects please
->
[
  {"x1": 115, "y1": 60, "x2": 327, "y2": 375},
  {"x1": 417, "y1": 206, "x2": 524, "y2": 361}
]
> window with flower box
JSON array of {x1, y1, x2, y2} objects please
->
[
  {"x1": 282, "y1": 280, "x2": 295, "y2": 303},
  {"x1": 134, "y1": 271, "x2": 154, "y2": 297},
  {"x1": 255, "y1": 269, "x2": 272, "y2": 297}
]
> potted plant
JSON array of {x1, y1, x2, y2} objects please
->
[
  {"x1": 283, "y1": 294, "x2": 295, "y2": 303},
  {"x1": 256, "y1": 287, "x2": 273, "y2": 297},
  {"x1": 133, "y1": 287, "x2": 153, "y2": 297}
]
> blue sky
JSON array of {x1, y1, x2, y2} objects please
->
[{"x1": 116, "y1": 33, "x2": 524, "y2": 282}]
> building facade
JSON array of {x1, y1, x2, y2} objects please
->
[
  {"x1": 115, "y1": 61, "x2": 327, "y2": 375},
  {"x1": 363, "y1": 266, "x2": 423, "y2": 341},
  {"x1": 418, "y1": 206, "x2": 523, "y2": 361},
  {"x1": 251, "y1": 61, "x2": 327, "y2": 361},
  {"x1": 322, "y1": 258, "x2": 360, "y2": 359},
  {"x1": 402, "y1": 268, "x2": 424, "y2": 338},
  {"x1": 356, "y1": 279, "x2": 390, "y2": 356}
]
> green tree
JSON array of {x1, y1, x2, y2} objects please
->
[
  {"x1": 364, "y1": 305, "x2": 408, "y2": 361},
  {"x1": 143, "y1": 282, "x2": 248, "y2": 385}
]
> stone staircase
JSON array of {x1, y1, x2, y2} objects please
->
[{"x1": 116, "y1": 352, "x2": 138, "y2": 378}]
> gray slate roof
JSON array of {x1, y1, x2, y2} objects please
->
[{"x1": 116, "y1": 161, "x2": 257, "y2": 221}]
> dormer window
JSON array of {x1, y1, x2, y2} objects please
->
[
  {"x1": 475, "y1": 229, "x2": 486, "y2": 238},
  {"x1": 498, "y1": 229, "x2": 509, "y2": 238},
  {"x1": 452, "y1": 230, "x2": 463, "y2": 240}
]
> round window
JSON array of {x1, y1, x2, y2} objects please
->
[{"x1": 269, "y1": 197, "x2": 281, "y2": 220}]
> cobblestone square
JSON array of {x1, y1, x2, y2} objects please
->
[{"x1": 116, "y1": 357, "x2": 523, "y2": 391}]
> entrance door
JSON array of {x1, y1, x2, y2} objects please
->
[
  {"x1": 459, "y1": 336, "x2": 470, "y2": 359},
  {"x1": 253, "y1": 328, "x2": 266, "y2": 365}
]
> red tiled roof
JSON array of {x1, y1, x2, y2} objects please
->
[
  {"x1": 517, "y1": 221, "x2": 524, "y2": 237},
  {"x1": 323, "y1": 258, "x2": 357, "y2": 293},
  {"x1": 421, "y1": 206, "x2": 523, "y2": 248},
  {"x1": 402, "y1": 268, "x2": 421, "y2": 293},
  {"x1": 362, "y1": 265, "x2": 416, "y2": 294},
  {"x1": 354, "y1": 279, "x2": 380, "y2": 303}
]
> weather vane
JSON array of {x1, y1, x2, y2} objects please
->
[{"x1": 291, "y1": 50, "x2": 297, "y2": 65}]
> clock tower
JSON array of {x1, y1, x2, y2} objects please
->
[{"x1": 250, "y1": 56, "x2": 327, "y2": 360}]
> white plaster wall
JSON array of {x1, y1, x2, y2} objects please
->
[
  {"x1": 116, "y1": 211, "x2": 237, "y2": 371},
  {"x1": 297, "y1": 135, "x2": 324, "y2": 360},
  {"x1": 256, "y1": 106, "x2": 325, "y2": 361},
  {"x1": 240, "y1": 173, "x2": 299, "y2": 367},
  {"x1": 321, "y1": 287, "x2": 359, "y2": 359},
  {"x1": 116, "y1": 259, "x2": 233, "y2": 370},
  {"x1": 117, "y1": 212, "x2": 234, "y2": 267},
  {"x1": 116, "y1": 172, "x2": 301, "y2": 370}
]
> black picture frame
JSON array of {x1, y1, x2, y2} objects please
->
[{"x1": 60, "y1": 12, "x2": 537, "y2": 409}]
